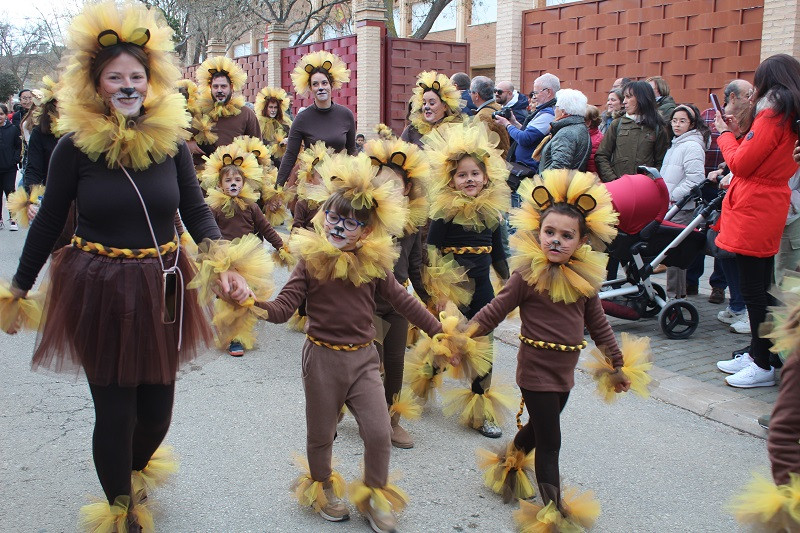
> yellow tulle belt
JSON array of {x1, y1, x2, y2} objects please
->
[
  {"x1": 71, "y1": 235, "x2": 178, "y2": 259},
  {"x1": 518, "y1": 335, "x2": 587, "y2": 352},
  {"x1": 441, "y1": 245, "x2": 492, "y2": 255},
  {"x1": 306, "y1": 335, "x2": 372, "y2": 352}
]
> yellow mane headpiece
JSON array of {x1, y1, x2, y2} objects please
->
[
  {"x1": 32, "y1": 76, "x2": 60, "y2": 133},
  {"x1": 424, "y1": 120, "x2": 510, "y2": 231},
  {"x1": 374, "y1": 123, "x2": 395, "y2": 140},
  {"x1": 196, "y1": 56, "x2": 247, "y2": 93},
  {"x1": 296, "y1": 140, "x2": 334, "y2": 191},
  {"x1": 232, "y1": 135, "x2": 273, "y2": 168},
  {"x1": 364, "y1": 138, "x2": 430, "y2": 234},
  {"x1": 55, "y1": 0, "x2": 189, "y2": 169},
  {"x1": 201, "y1": 143, "x2": 263, "y2": 191},
  {"x1": 176, "y1": 79, "x2": 199, "y2": 113},
  {"x1": 410, "y1": 70, "x2": 463, "y2": 117},
  {"x1": 314, "y1": 152, "x2": 409, "y2": 238},
  {"x1": 255, "y1": 86, "x2": 291, "y2": 118},
  {"x1": 511, "y1": 170, "x2": 619, "y2": 249},
  {"x1": 290, "y1": 50, "x2": 350, "y2": 96}
]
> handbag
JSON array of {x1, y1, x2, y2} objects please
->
[
  {"x1": 705, "y1": 227, "x2": 735, "y2": 260},
  {"x1": 506, "y1": 161, "x2": 535, "y2": 192}
]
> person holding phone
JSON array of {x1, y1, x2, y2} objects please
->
[{"x1": 714, "y1": 54, "x2": 800, "y2": 388}]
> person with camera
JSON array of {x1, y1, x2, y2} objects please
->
[
  {"x1": 494, "y1": 81, "x2": 529, "y2": 123},
  {"x1": 494, "y1": 73, "x2": 559, "y2": 203},
  {"x1": 471, "y1": 76, "x2": 510, "y2": 159}
]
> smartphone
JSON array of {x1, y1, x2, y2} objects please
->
[
  {"x1": 710, "y1": 93, "x2": 724, "y2": 115},
  {"x1": 162, "y1": 271, "x2": 177, "y2": 324},
  {"x1": 795, "y1": 119, "x2": 800, "y2": 136}
]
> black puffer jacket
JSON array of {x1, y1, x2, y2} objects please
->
[{"x1": 0, "y1": 121, "x2": 21, "y2": 171}]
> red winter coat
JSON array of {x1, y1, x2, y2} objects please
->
[{"x1": 716, "y1": 110, "x2": 798, "y2": 257}]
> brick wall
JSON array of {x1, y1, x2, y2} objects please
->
[
  {"x1": 521, "y1": 0, "x2": 764, "y2": 108},
  {"x1": 383, "y1": 37, "x2": 470, "y2": 135},
  {"x1": 281, "y1": 35, "x2": 358, "y2": 119},
  {"x1": 182, "y1": 52, "x2": 269, "y2": 102}
]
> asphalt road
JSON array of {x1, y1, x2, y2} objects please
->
[{"x1": 0, "y1": 226, "x2": 768, "y2": 532}]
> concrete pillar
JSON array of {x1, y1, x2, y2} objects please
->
[
  {"x1": 761, "y1": 0, "x2": 800, "y2": 59},
  {"x1": 267, "y1": 23, "x2": 290, "y2": 89},
  {"x1": 398, "y1": 0, "x2": 412, "y2": 38},
  {"x1": 455, "y1": 0, "x2": 468, "y2": 43},
  {"x1": 206, "y1": 38, "x2": 226, "y2": 58},
  {"x1": 354, "y1": 0, "x2": 386, "y2": 138},
  {"x1": 495, "y1": 0, "x2": 530, "y2": 90}
]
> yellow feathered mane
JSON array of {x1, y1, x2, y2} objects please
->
[
  {"x1": 196, "y1": 56, "x2": 247, "y2": 92},
  {"x1": 290, "y1": 50, "x2": 350, "y2": 96}
]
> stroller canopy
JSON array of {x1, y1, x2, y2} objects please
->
[{"x1": 604, "y1": 173, "x2": 670, "y2": 234}]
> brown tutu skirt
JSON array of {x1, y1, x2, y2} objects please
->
[{"x1": 32, "y1": 246, "x2": 215, "y2": 386}]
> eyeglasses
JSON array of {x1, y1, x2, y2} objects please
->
[
  {"x1": 531, "y1": 89, "x2": 547, "y2": 97},
  {"x1": 325, "y1": 210, "x2": 365, "y2": 232},
  {"x1": 671, "y1": 118, "x2": 690, "y2": 125}
]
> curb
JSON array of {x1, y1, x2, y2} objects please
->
[{"x1": 492, "y1": 320, "x2": 769, "y2": 440}]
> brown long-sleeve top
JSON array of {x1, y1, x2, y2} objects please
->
[
  {"x1": 209, "y1": 106, "x2": 261, "y2": 149},
  {"x1": 768, "y1": 353, "x2": 800, "y2": 485},
  {"x1": 211, "y1": 201, "x2": 283, "y2": 250},
  {"x1": 471, "y1": 270, "x2": 622, "y2": 392},
  {"x1": 291, "y1": 199, "x2": 318, "y2": 230},
  {"x1": 257, "y1": 259, "x2": 442, "y2": 346},
  {"x1": 375, "y1": 231, "x2": 429, "y2": 315}
]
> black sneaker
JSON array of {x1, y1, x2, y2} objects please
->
[{"x1": 732, "y1": 345, "x2": 750, "y2": 357}]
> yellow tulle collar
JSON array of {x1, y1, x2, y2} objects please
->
[
  {"x1": 199, "y1": 93, "x2": 245, "y2": 121},
  {"x1": 289, "y1": 228, "x2": 399, "y2": 286},
  {"x1": 58, "y1": 92, "x2": 190, "y2": 171},
  {"x1": 509, "y1": 232, "x2": 608, "y2": 304},
  {"x1": 205, "y1": 186, "x2": 259, "y2": 218},
  {"x1": 259, "y1": 116, "x2": 291, "y2": 141},
  {"x1": 428, "y1": 179, "x2": 508, "y2": 232},
  {"x1": 409, "y1": 113, "x2": 459, "y2": 136},
  {"x1": 404, "y1": 196, "x2": 428, "y2": 235}
]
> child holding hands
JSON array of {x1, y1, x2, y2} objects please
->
[
  {"x1": 470, "y1": 170, "x2": 635, "y2": 530},
  {"x1": 201, "y1": 143, "x2": 285, "y2": 356},
  {"x1": 251, "y1": 153, "x2": 473, "y2": 533}
]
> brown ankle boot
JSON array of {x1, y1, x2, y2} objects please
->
[{"x1": 390, "y1": 413, "x2": 414, "y2": 449}]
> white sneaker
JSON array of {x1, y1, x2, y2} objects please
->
[
  {"x1": 717, "y1": 352, "x2": 754, "y2": 374},
  {"x1": 730, "y1": 316, "x2": 751, "y2": 334},
  {"x1": 8, "y1": 219, "x2": 18, "y2": 231},
  {"x1": 725, "y1": 362, "x2": 775, "y2": 388},
  {"x1": 717, "y1": 307, "x2": 746, "y2": 325}
]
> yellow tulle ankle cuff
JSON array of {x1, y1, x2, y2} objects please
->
[
  {"x1": 131, "y1": 445, "x2": 179, "y2": 502},
  {"x1": 78, "y1": 495, "x2": 154, "y2": 533},
  {"x1": 584, "y1": 332, "x2": 653, "y2": 403},
  {"x1": 290, "y1": 455, "x2": 346, "y2": 511},
  {"x1": 389, "y1": 389, "x2": 422, "y2": 421},
  {"x1": 476, "y1": 441, "x2": 536, "y2": 502},
  {"x1": 348, "y1": 479, "x2": 409, "y2": 514},
  {"x1": 513, "y1": 486, "x2": 600, "y2": 532}
]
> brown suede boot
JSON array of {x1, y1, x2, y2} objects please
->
[{"x1": 390, "y1": 413, "x2": 414, "y2": 449}]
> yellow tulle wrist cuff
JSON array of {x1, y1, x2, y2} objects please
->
[
  {"x1": 188, "y1": 234, "x2": 275, "y2": 305},
  {"x1": 403, "y1": 347, "x2": 444, "y2": 403},
  {"x1": 432, "y1": 304, "x2": 493, "y2": 380},
  {"x1": 584, "y1": 332, "x2": 653, "y2": 403},
  {"x1": 7, "y1": 184, "x2": 45, "y2": 228},
  {"x1": 730, "y1": 472, "x2": 800, "y2": 530},
  {"x1": 423, "y1": 246, "x2": 474, "y2": 310},
  {"x1": 0, "y1": 282, "x2": 44, "y2": 332}
]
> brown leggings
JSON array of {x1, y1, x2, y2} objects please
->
[
  {"x1": 302, "y1": 342, "x2": 392, "y2": 487},
  {"x1": 375, "y1": 309, "x2": 408, "y2": 406},
  {"x1": 513, "y1": 388, "x2": 570, "y2": 489},
  {"x1": 88, "y1": 382, "x2": 175, "y2": 503}
]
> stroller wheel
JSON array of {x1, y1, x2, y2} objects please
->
[
  {"x1": 659, "y1": 300, "x2": 699, "y2": 339},
  {"x1": 641, "y1": 283, "x2": 667, "y2": 318}
]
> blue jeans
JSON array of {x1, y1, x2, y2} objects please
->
[{"x1": 719, "y1": 257, "x2": 744, "y2": 312}]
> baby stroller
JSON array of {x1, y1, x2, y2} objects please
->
[{"x1": 599, "y1": 167, "x2": 724, "y2": 339}]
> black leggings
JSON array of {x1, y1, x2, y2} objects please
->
[
  {"x1": 513, "y1": 389, "x2": 570, "y2": 488},
  {"x1": 736, "y1": 254, "x2": 776, "y2": 370},
  {"x1": 1, "y1": 168, "x2": 16, "y2": 203},
  {"x1": 376, "y1": 309, "x2": 409, "y2": 406},
  {"x1": 88, "y1": 383, "x2": 175, "y2": 503}
]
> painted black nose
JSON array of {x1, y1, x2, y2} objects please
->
[{"x1": 121, "y1": 87, "x2": 136, "y2": 96}]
